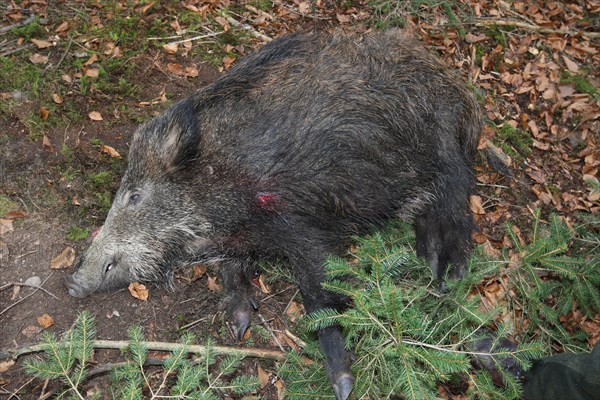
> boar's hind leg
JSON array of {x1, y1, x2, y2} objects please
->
[
  {"x1": 415, "y1": 176, "x2": 474, "y2": 289},
  {"x1": 290, "y1": 245, "x2": 354, "y2": 400},
  {"x1": 222, "y1": 261, "x2": 258, "y2": 341}
]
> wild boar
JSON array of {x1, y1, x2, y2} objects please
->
[{"x1": 65, "y1": 30, "x2": 482, "y2": 399}]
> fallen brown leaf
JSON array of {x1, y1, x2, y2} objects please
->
[
  {"x1": 562, "y1": 55, "x2": 579, "y2": 73},
  {"x1": 55, "y1": 21, "x2": 69, "y2": 33},
  {"x1": 280, "y1": 331, "x2": 302, "y2": 351},
  {"x1": 139, "y1": 1, "x2": 155, "y2": 14},
  {"x1": 258, "y1": 366, "x2": 270, "y2": 388},
  {"x1": 31, "y1": 38, "x2": 53, "y2": 49},
  {"x1": 5, "y1": 210, "x2": 26, "y2": 219},
  {"x1": 101, "y1": 144, "x2": 121, "y2": 158},
  {"x1": 472, "y1": 232, "x2": 488, "y2": 244},
  {"x1": 7, "y1": 10, "x2": 22, "y2": 21},
  {"x1": 89, "y1": 111, "x2": 103, "y2": 121},
  {"x1": 163, "y1": 43, "x2": 178, "y2": 54},
  {"x1": 527, "y1": 168, "x2": 547, "y2": 184},
  {"x1": 0, "y1": 360, "x2": 15, "y2": 373},
  {"x1": 465, "y1": 32, "x2": 489, "y2": 43},
  {"x1": 285, "y1": 301, "x2": 304, "y2": 322},
  {"x1": 256, "y1": 274, "x2": 271, "y2": 294},
  {"x1": 214, "y1": 16, "x2": 230, "y2": 31},
  {"x1": 52, "y1": 93, "x2": 64, "y2": 104},
  {"x1": 207, "y1": 275, "x2": 223, "y2": 292},
  {"x1": 0, "y1": 219, "x2": 14, "y2": 235},
  {"x1": 42, "y1": 135, "x2": 53, "y2": 151},
  {"x1": 83, "y1": 53, "x2": 98, "y2": 66},
  {"x1": 336, "y1": 13, "x2": 351, "y2": 23},
  {"x1": 104, "y1": 42, "x2": 121, "y2": 57},
  {"x1": 22, "y1": 325, "x2": 42, "y2": 338},
  {"x1": 274, "y1": 378, "x2": 285, "y2": 400},
  {"x1": 482, "y1": 240, "x2": 501, "y2": 258},
  {"x1": 37, "y1": 314, "x2": 54, "y2": 329},
  {"x1": 50, "y1": 246, "x2": 76, "y2": 269},
  {"x1": 222, "y1": 56, "x2": 236, "y2": 70},
  {"x1": 29, "y1": 53, "x2": 49, "y2": 64},
  {"x1": 11, "y1": 284, "x2": 20, "y2": 300},
  {"x1": 128, "y1": 282, "x2": 149, "y2": 301},
  {"x1": 469, "y1": 195, "x2": 486, "y2": 215},
  {"x1": 40, "y1": 107, "x2": 49, "y2": 121},
  {"x1": 85, "y1": 68, "x2": 99, "y2": 78},
  {"x1": 192, "y1": 263, "x2": 207, "y2": 280},
  {"x1": 298, "y1": 1, "x2": 310, "y2": 14},
  {"x1": 167, "y1": 63, "x2": 199, "y2": 77}
]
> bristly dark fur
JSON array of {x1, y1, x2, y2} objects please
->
[{"x1": 66, "y1": 30, "x2": 483, "y2": 400}]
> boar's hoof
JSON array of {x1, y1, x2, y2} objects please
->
[
  {"x1": 332, "y1": 373, "x2": 354, "y2": 400},
  {"x1": 447, "y1": 264, "x2": 466, "y2": 280},
  {"x1": 229, "y1": 296, "x2": 258, "y2": 341},
  {"x1": 438, "y1": 264, "x2": 466, "y2": 293}
]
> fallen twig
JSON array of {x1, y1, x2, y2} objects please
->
[
  {"x1": 0, "y1": 14, "x2": 36, "y2": 34},
  {"x1": 245, "y1": 4, "x2": 274, "y2": 20},
  {"x1": 0, "y1": 273, "x2": 54, "y2": 316},
  {"x1": 177, "y1": 316, "x2": 207, "y2": 331},
  {"x1": 474, "y1": 18, "x2": 600, "y2": 39},
  {"x1": 53, "y1": 35, "x2": 73, "y2": 70},
  {"x1": 0, "y1": 338, "x2": 313, "y2": 364},
  {"x1": 219, "y1": 11, "x2": 272, "y2": 43},
  {"x1": 258, "y1": 313, "x2": 285, "y2": 352},
  {"x1": 284, "y1": 328, "x2": 307, "y2": 348},
  {"x1": 0, "y1": 282, "x2": 58, "y2": 299},
  {"x1": 165, "y1": 31, "x2": 224, "y2": 45},
  {"x1": 14, "y1": 250, "x2": 38, "y2": 259},
  {"x1": 5, "y1": 376, "x2": 36, "y2": 400},
  {"x1": 0, "y1": 43, "x2": 32, "y2": 57}
]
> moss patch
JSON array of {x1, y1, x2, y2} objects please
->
[
  {"x1": 0, "y1": 195, "x2": 19, "y2": 216},
  {"x1": 496, "y1": 123, "x2": 533, "y2": 160}
]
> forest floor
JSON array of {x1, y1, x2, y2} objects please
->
[{"x1": 0, "y1": 0, "x2": 598, "y2": 398}]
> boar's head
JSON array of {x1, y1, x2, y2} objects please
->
[{"x1": 65, "y1": 103, "x2": 215, "y2": 298}]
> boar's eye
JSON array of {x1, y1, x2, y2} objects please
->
[
  {"x1": 105, "y1": 261, "x2": 113, "y2": 274},
  {"x1": 128, "y1": 193, "x2": 140, "y2": 204}
]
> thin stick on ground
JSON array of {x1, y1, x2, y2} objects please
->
[
  {"x1": 0, "y1": 14, "x2": 36, "y2": 34},
  {"x1": 0, "y1": 273, "x2": 54, "y2": 316},
  {"x1": 219, "y1": 11, "x2": 272, "y2": 43},
  {"x1": 0, "y1": 338, "x2": 313, "y2": 365},
  {"x1": 473, "y1": 19, "x2": 600, "y2": 39},
  {"x1": 0, "y1": 282, "x2": 58, "y2": 299},
  {"x1": 165, "y1": 31, "x2": 224, "y2": 45},
  {"x1": 258, "y1": 313, "x2": 286, "y2": 352}
]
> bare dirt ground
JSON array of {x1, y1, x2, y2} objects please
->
[{"x1": 1, "y1": 0, "x2": 598, "y2": 399}]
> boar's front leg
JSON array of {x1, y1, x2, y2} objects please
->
[
  {"x1": 415, "y1": 173, "x2": 474, "y2": 289},
  {"x1": 221, "y1": 260, "x2": 258, "y2": 341},
  {"x1": 289, "y1": 243, "x2": 355, "y2": 400}
]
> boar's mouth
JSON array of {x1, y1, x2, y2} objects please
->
[{"x1": 64, "y1": 274, "x2": 92, "y2": 298}]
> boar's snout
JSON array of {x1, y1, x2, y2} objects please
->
[
  {"x1": 64, "y1": 251, "x2": 122, "y2": 298},
  {"x1": 64, "y1": 273, "x2": 91, "y2": 298}
]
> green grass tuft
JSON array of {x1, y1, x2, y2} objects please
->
[
  {"x1": 496, "y1": 123, "x2": 533, "y2": 159},
  {"x1": 67, "y1": 226, "x2": 90, "y2": 241},
  {"x1": 0, "y1": 195, "x2": 19, "y2": 216},
  {"x1": 561, "y1": 72, "x2": 600, "y2": 100}
]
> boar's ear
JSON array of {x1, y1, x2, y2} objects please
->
[
  {"x1": 161, "y1": 121, "x2": 201, "y2": 174},
  {"x1": 133, "y1": 101, "x2": 201, "y2": 175}
]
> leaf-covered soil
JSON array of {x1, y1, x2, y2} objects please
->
[{"x1": 0, "y1": 0, "x2": 598, "y2": 398}]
